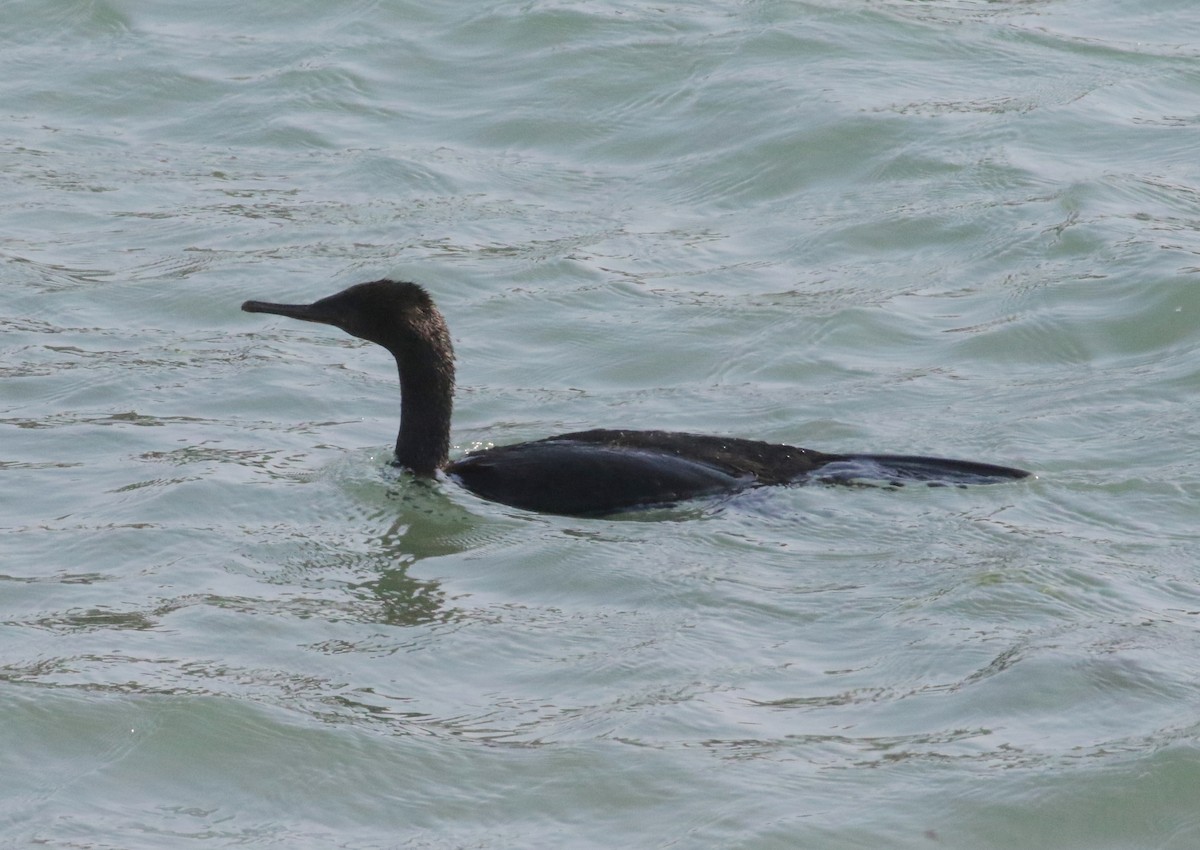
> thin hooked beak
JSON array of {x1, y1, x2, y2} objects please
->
[{"x1": 241, "y1": 299, "x2": 336, "y2": 325}]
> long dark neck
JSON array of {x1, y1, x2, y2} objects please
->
[{"x1": 392, "y1": 336, "x2": 454, "y2": 476}]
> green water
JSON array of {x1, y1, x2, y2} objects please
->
[{"x1": 3, "y1": 1, "x2": 1199, "y2": 847}]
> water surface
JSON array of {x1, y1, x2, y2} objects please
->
[{"x1": 3, "y1": 1, "x2": 1199, "y2": 847}]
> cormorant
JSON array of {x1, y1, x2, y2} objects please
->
[{"x1": 242, "y1": 279, "x2": 1028, "y2": 516}]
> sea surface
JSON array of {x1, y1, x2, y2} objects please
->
[{"x1": 3, "y1": 1, "x2": 1199, "y2": 847}]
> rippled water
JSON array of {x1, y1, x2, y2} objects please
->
[{"x1": 4, "y1": 1, "x2": 1200, "y2": 847}]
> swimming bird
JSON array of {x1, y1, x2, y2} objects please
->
[{"x1": 242, "y1": 279, "x2": 1028, "y2": 516}]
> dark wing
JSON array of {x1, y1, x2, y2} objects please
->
[
  {"x1": 545, "y1": 429, "x2": 835, "y2": 484},
  {"x1": 446, "y1": 438, "x2": 756, "y2": 516}
]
